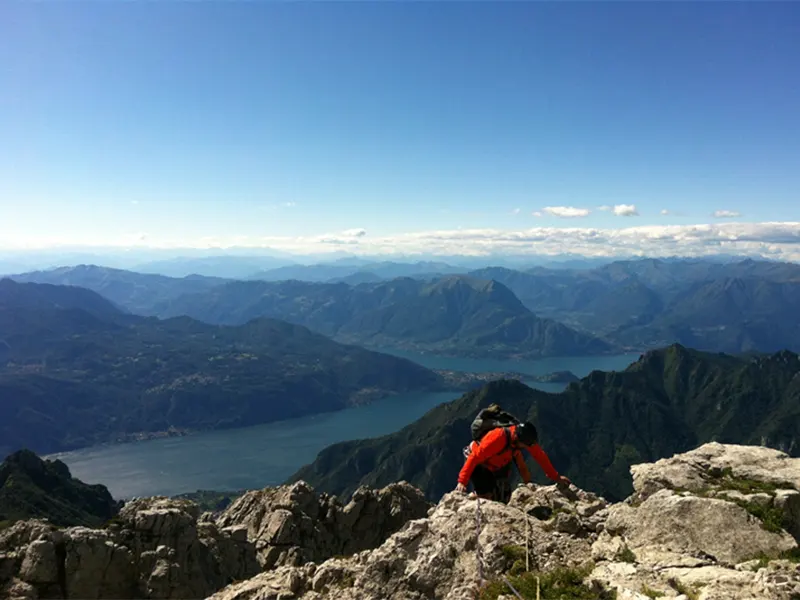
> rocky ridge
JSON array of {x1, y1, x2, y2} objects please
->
[
  {"x1": 2, "y1": 443, "x2": 800, "y2": 599},
  {"x1": 215, "y1": 481, "x2": 431, "y2": 569},
  {"x1": 1, "y1": 497, "x2": 260, "y2": 599},
  {"x1": 212, "y1": 443, "x2": 800, "y2": 600}
]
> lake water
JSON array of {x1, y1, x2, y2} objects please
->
[{"x1": 49, "y1": 351, "x2": 639, "y2": 499}]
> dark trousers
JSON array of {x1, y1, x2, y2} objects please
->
[{"x1": 470, "y1": 462, "x2": 513, "y2": 503}]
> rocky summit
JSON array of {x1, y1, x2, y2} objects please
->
[
  {"x1": 215, "y1": 481, "x2": 431, "y2": 569},
  {"x1": 3, "y1": 443, "x2": 800, "y2": 600}
]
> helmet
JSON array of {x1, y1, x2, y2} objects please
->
[{"x1": 516, "y1": 422, "x2": 538, "y2": 446}]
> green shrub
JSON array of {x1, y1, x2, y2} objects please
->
[
  {"x1": 781, "y1": 547, "x2": 800, "y2": 562},
  {"x1": 480, "y1": 564, "x2": 615, "y2": 600},
  {"x1": 715, "y1": 468, "x2": 779, "y2": 494},
  {"x1": 721, "y1": 497, "x2": 785, "y2": 534},
  {"x1": 641, "y1": 584, "x2": 665, "y2": 598},
  {"x1": 668, "y1": 578, "x2": 700, "y2": 600},
  {"x1": 616, "y1": 545, "x2": 637, "y2": 563},
  {"x1": 500, "y1": 544, "x2": 527, "y2": 563}
]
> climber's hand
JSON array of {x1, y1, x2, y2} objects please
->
[
  {"x1": 556, "y1": 475, "x2": 572, "y2": 487},
  {"x1": 455, "y1": 482, "x2": 467, "y2": 494}
]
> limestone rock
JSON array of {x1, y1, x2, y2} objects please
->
[
  {"x1": 18, "y1": 539, "x2": 59, "y2": 584},
  {"x1": 601, "y1": 489, "x2": 796, "y2": 566},
  {"x1": 210, "y1": 485, "x2": 604, "y2": 600},
  {"x1": 6, "y1": 443, "x2": 800, "y2": 600},
  {"x1": 774, "y1": 489, "x2": 800, "y2": 540},
  {"x1": 592, "y1": 444, "x2": 800, "y2": 600},
  {"x1": 631, "y1": 442, "x2": 800, "y2": 503},
  {"x1": 753, "y1": 560, "x2": 800, "y2": 600},
  {"x1": 1, "y1": 496, "x2": 259, "y2": 599},
  {"x1": 209, "y1": 445, "x2": 800, "y2": 600},
  {"x1": 216, "y1": 480, "x2": 430, "y2": 569},
  {"x1": 0, "y1": 519, "x2": 60, "y2": 552}
]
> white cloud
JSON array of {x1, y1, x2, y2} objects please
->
[
  {"x1": 511, "y1": 208, "x2": 521, "y2": 215},
  {"x1": 387, "y1": 222, "x2": 799, "y2": 260},
  {"x1": 661, "y1": 209, "x2": 670, "y2": 215},
  {"x1": 532, "y1": 211, "x2": 543, "y2": 218},
  {"x1": 283, "y1": 202, "x2": 297, "y2": 208},
  {"x1": 713, "y1": 210, "x2": 741, "y2": 218},
  {"x1": 6, "y1": 223, "x2": 800, "y2": 263},
  {"x1": 318, "y1": 228, "x2": 367, "y2": 245},
  {"x1": 597, "y1": 205, "x2": 612, "y2": 211},
  {"x1": 542, "y1": 206, "x2": 591, "y2": 218},
  {"x1": 613, "y1": 204, "x2": 639, "y2": 217},
  {"x1": 164, "y1": 221, "x2": 799, "y2": 262}
]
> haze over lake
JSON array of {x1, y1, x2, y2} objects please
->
[{"x1": 51, "y1": 352, "x2": 639, "y2": 499}]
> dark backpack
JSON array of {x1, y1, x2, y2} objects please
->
[{"x1": 470, "y1": 403, "x2": 521, "y2": 443}]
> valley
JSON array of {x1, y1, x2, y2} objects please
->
[{"x1": 0, "y1": 280, "x2": 444, "y2": 457}]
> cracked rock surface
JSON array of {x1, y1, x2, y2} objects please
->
[
  {"x1": 1, "y1": 498, "x2": 259, "y2": 599},
  {"x1": 3, "y1": 443, "x2": 800, "y2": 600}
]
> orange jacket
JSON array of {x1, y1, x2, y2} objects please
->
[{"x1": 458, "y1": 424, "x2": 559, "y2": 486}]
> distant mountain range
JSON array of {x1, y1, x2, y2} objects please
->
[
  {"x1": 10, "y1": 257, "x2": 800, "y2": 356},
  {"x1": 11, "y1": 265, "x2": 227, "y2": 315},
  {"x1": 132, "y1": 255, "x2": 293, "y2": 279},
  {"x1": 290, "y1": 344, "x2": 800, "y2": 502},
  {"x1": 0, "y1": 280, "x2": 443, "y2": 457},
  {"x1": 479, "y1": 258, "x2": 800, "y2": 353},
  {"x1": 154, "y1": 276, "x2": 612, "y2": 359},
  {"x1": 248, "y1": 260, "x2": 467, "y2": 282}
]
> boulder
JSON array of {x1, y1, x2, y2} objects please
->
[
  {"x1": 598, "y1": 489, "x2": 796, "y2": 566},
  {"x1": 591, "y1": 443, "x2": 800, "y2": 600},
  {"x1": 631, "y1": 442, "x2": 800, "y2": 503},
  {"x1": 216, "y1": 480, "x2": 430, "y2": 568},
  {"x1": 1, "y1": 496, "x2": 259, "y2": 599}
]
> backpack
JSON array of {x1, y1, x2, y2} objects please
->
[{"x1": 470, "y1": 403, "x2": 521, "y2": 443}]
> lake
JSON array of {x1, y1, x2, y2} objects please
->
[{"x1": 49, "y1": 351, "x2": 639, "y2": 499}]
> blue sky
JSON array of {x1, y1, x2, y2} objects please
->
[{"x1": 1, "y1": 1, "x2": 799, "y2": 258}]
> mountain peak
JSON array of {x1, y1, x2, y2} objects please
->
[
  {"x1": 629, "y1": 342, "x2": 694, "y2": 368},
  {"x1": 2, "y1": 449, "x2": 71, "y2": 480},
  {"x1": 472, "y1": 377, "x2": 532, "y2": 400},
  {"x1": 0, "y1": 449, "x2": 119, "y2": 527},
  {"x1": 0, "y1": 278, "x2": 123, "y2": 317}
]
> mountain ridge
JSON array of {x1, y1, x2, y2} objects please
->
[
  {"x1": 12, "y1": 257, "x2": 800, "y2": 356},
  {"x1": 290, "y1": 344, "x2": 800, "y2": 503},
  {"x1": 0, "y1": 280, "x2": 445, "y2": 457},
  {"x1": 0, "y1": 449, "x2": 119, "y2": 527},
  {"x1": 157, "y1": 275, "x2": 613, "y2": 359},
  {"x1": 5, "y1": 442, "x2": 799, "y2": 600}
]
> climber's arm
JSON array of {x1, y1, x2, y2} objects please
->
[
  {"x1": 513, "y1": 450, "x2": 531, "y2": 484},
  {"x1": 526, "y1": 443, "x2": 561, "y2": 481}
]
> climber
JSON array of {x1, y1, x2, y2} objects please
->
[{"x1": 455, "y1": 412, "x2": 570, "y2": 503}]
